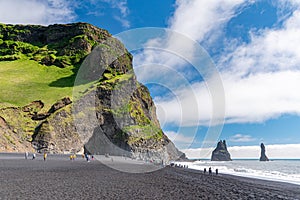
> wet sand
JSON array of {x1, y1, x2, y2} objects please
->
[{"x1": 0, "y1": 153, "x2": 299, "y2": 200}]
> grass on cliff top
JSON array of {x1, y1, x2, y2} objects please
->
[{"x1": 0, "y1": 59, "x2": 92, "y2": 110}]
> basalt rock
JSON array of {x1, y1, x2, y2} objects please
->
[
  {"x1": 69, "y1": 36, "x2": 185, "y2": 163},
  {"x1": 211, "y1": 140, "x2": 232, "y2": 161},
  {"x1": 0, "y1": 116, "x2": 33, "y2": 152},
  {"x1": 0, "y1": 23, "x2": 185, "y2": 163},
  {"x1": 259, "y1": 143, "x2": 269, "y2": 161},
  {"x1": 47, "y1": 97, "x2": 72, "y2": 114}
]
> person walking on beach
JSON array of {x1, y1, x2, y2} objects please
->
[
  {"x1": 32, "y1": 153, "x2": 36, "y2": 160},
  {"x1": 204, "y1": 168, "x2": 207, "y2": 173},
  {"x1": 43, "y1": 152, "x2": 47, "y2": 161},
  {"x1": 209, "y1": 167, "x2": 212, "y2": 175},
  {"x1": 85, "y1": 153, "x2": 90, "y2": 162},
  {"x1": 215, "y1": 168, "x2": 218, "y2": 175}
]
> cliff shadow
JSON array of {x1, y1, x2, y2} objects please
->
[
  {"x1": 84, "y1": 126, "x2": 131, "y2": 156},
  {"x1": 48, "y1": 63, "x2": 96, "y2": 88}
]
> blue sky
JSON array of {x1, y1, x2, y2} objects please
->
[{"x1": 1, "y1": 0, "x2": 300, "y2": 158}]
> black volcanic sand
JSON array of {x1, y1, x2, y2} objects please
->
[{"x1": 0, "y1": 154, "x2": 300, "y2": 200}]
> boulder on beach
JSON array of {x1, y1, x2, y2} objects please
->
[
  {"x1": 211, "y1": 140, "x2": 232, "y2": 161},
  {"x1": 259, "y1": 143, "x2": 269, "y2": 161}
]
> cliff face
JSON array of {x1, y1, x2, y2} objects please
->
[
  {"x1": 0, "y1": 23, "x2": 110, "y2": 66},
  {"x1": 211, "y1": 140, "x2": 232, "y2": 161},
  {"x1": 0, "y1": 23, "x2": 184, "y2": 163},
  {"x1": 259, "y1": 143, "x2": 269, "y2": 161}
]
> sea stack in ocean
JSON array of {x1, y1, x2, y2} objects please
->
[
  {"x1": 259, "y1": 143, "x2": 269, "y2": 161},
  {"x1": 211, "y1": 140, "x2": 232, "y2": 161}
]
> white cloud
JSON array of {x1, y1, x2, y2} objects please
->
[
  {"x1": 165, "y1": 131, "x2": 195, "y2": 144},
  {"x1": 229, "y1": 134, "x2": 256, "y2": 142},
  {"x1": 134, "y1": 0, "x2": 251, "y2": 71},
  {"x1": 164, "y1": 130, "x2": 199, "y2": 150},
  {"x1": 99, "y1": 0, "x2": 129, "y2": 16},
  {"x1": 134, "y1": 0, "x2": 300, "y2": 126},
  {"x1": 100, "y1": 0, "x2": 130, "y2": 28},
  {"x1": 0, "y1": 0, "x2": 75, "y2": 25},
  {"x1": 133, "y1": 0, "x2": 253, "y2": 127},
  {"x1": 222, "y1": 71, "x2": 300, "y2": 123},
  {"x1": 155, "y1": 70, "x2": 300, "y2": 126},
  {"x1": 155, "y1": 81, "x2": 212, "y2": 126},
  {"x1": 218, "y1": 7, "x2": 300, "y2": 76},
  {"x1": 169, "y1": 0, "x2": 251, "y2": 42},
  {"x1": 183, "y1": 144, "x2": 300, "y2": 159},
  {"x1": 215, "y1": 2, "x2": 300, "y2": 124},
  {"x1": 114, "y1": 15, "x2": 130, "y2": 28}
]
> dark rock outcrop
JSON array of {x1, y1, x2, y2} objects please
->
[
  {"x1": 22, "y1": 100, "x2": 44, "y2": 113},
  {"x1": 0, "y1": 116, "x2": 30, "y2": 152},
  {"x1": 32, "y1": 104, "x2": 81, "y2": 153},
  {"x1": 0, "y1": 22, "x2": 185, "y2": 162},
  {"x1": 259, "y1": 143, "x2": 269, "y2": 161},
  {"x1": 211, "y1": 140, "x2": 232, "y2": 161},
  {"x1": 68, "y1": 36, "x2": 185, "y2": 162},
  {"x1": 0, "y1": 23, "x2": 111, "y2": 67},
  {"x1": 47, "y1": 97, "x2": 72, "y2": 114},
  {"x1": 0, "y1": 106, "x2": 38, "y2": 152},
  {"x1": 0, "y1": 98, "x2": 74, "y2": 152}
]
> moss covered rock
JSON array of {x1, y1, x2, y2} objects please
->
[{"x1": 0, "y1": 22, "x2": 184, "y2": 163}]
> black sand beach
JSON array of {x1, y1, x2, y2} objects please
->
[{"x1": 0, "y1": 154, "x2": 299, "y2": 200}]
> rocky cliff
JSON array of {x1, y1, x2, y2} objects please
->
[
  {"x1": 211, "y1": 140, "x2": 232, "y2": 161},
  {"x1": 0, "y1": 23, "x2": 184, "y2": 163},
  {"x1": 259, "y1": 143, "x2": 269, "y2": 161}
]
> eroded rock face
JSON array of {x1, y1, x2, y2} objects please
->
[
  {"x1": 0, "y1": 104, "x2": 40, "y2": 152},
  {"x1": 47, "y1": 97, "x2": 72, "y2": 114},
  {"x1": 0, "y1": 98, "x2": 78, "y2": 153},
  {"x1": 31, "y1": 104, "x2": 81, "y2": 154},
  {"x1": 0, "y1": 23, "x2": 111, "y2": 67},
  {"x1": 0, "y1": 23, "x2": 185, "y2": 163},
  {"x1": 259, "y1": 143, "x2": 269, "y2": 161},
  {"x1": 0, "y1": 116, "x2": 33, "y2": 152},
  {"x1": 211, "y1": 140, "x2": 232, "y2": 161},
  {"x1": 71, "y1": 37, "x2": 185, "y2": 163}
]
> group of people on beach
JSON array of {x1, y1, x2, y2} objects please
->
[
  {"x1": 70, "y1": 154, "x2": 76, "y2": 160},
  {"x1": 169, "y1": 162, "x2": 219, "y2": 175},
  {"x1": 83, "y1": 153, "x2": 96, "y2": 162},
  {"x1": 25, "y1": 151, "x2": 98, "y2": 162},
  {"x1": 204, "y1": 167, "x2": 218, "y2": 175},
  {"x1": 24, "y1": 152, "x2": 37, "y2": 160},
  {"x1": 170, "y1": 163, "x2": 189, "y2": 168},
  {"x1": 25, "y1": 152, "x2": 47, "y2": 161}
]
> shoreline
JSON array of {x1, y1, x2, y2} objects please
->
[
  {"x1": 0, "y1": 153, "x2": 300, "y2": 199},
  {"x1": 1, "y1": 153, "x2": 300, "y2": 185},
  {"x1": 174, "y1": 160, "x2": 300, "y2": 186}
]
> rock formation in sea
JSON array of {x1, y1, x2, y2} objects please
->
[
  {"x1": 259, "y1": 143, "x2": 269, "y2": 161},
  {"x1": 0, "y1": 23, "x2": 185, "y2": 163},
  {"x1": 211, "y1": 140, "x2": 232, "y2": 161}
]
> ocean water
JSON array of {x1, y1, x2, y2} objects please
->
[{"x1": 175, "y1": 159, "x2": 300, "y2": 185}]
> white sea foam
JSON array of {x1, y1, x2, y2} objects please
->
[{"x1": 174, "y1": 160, "x2": 300, "y2": 185}]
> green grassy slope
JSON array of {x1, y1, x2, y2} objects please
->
[
  {"x1": 0, "y1": 23, "x2": 109, "y2": 110},
  {"x1": 0, "y1": 59, "x2": 74, "y2": 109}
]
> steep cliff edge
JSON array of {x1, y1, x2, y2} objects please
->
[
  {"x1": 211, "y1": 140, "x2": 232, "y2": 161},
  {"x1": 0, "y1": 23, "x2": 184, "y2": 163}
]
